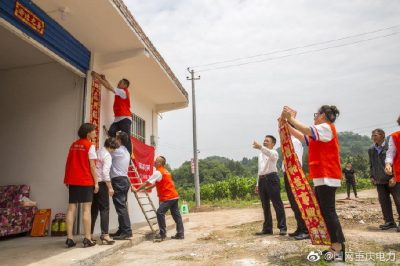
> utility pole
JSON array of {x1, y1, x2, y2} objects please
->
[{"x1": 187, "y1": 67, "x2": 201, "y2": 207}]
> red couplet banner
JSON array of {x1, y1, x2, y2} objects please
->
[
  {"x1": 89, "y1": 79, "x2": 101, "y2": 149},
  {"x1": 129, "y1": 136, "x2": 155, "y2": 188},
  {"x1": 279, "y1": 121, "x2": 331, "y2": 246}
]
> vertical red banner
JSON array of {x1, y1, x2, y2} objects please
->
[{"x1": 90, "y1": 79, "x2": 101, "y2": 149}]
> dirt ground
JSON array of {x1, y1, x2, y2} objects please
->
[{"x1": 100, "y1": 189, "x2": 400, "y2": 265}]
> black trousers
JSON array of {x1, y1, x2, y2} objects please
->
[
  {"x1": 284, "y1": 173, "x2": 308, "y2": 233},
  {"x1": 376, "y1": 183, "x2": 400, "y2": 223},
  {"x1": 108, "y1": 118, "x2": 132, "y2": 155},
  {"x1": 346, "y1": 179, "x2": 357, "y2": 197},
  {"x1": 91, "y1": 182, "x2": 110, "y2": 235},
  {"x1": 258, "y1": 172, "x2": 286, "y2": 232},
  {"x1": 156, "y1": 199, "x2": 184, "y2": 236},
  {"x1": 314, "y1": 185, "x2": 345, "y2": 243},
  {"x1": 111, "y1": 176, "x2": 132, "y2": 235}
]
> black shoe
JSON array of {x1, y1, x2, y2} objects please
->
[
  {"x1": 110, "y1": 230, "x2": 121, "y2": 237},
  {"x1": 294, "y1": 232, "x2": 310, "y2": 240},
  {"x1": 65, "y1": 238, "x2": 76, "y2": 248},
  {"x1": 83, "y1": 238, "x2": 96, "y2": 248},
  {"x1": 279, "y1": 229, "x2": 287, "y2": 236},
  {"x1": 113, "y1": 233, "x2": 132, "y2": 240},
  {"x1": 380, "y1": 222, "x2": 397, "y2": 230},
  {"x1": 288, "y1": 230, "x2": 300, "y2": 237},
  {"x1": 171, "y1": 234, "x2": 185, "y2": 240},
  {"x1": 100, "y1": 235, "x2": 115, "y2": 245},
  {"x1": 153, "y1": 233, "x2": 166, "y2": 242},
  {"x1": 255, "y1": 231, "x2": 273, "y2": 236}
]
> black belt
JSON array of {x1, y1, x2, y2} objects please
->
[{"x1": 259, "y1": 172, "x2": 277, "y2": 178}]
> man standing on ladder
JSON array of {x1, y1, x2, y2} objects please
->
[
  {"x1": 133, "y1": 156, "x2": 185, "y2": 242},
  {"x1": 91, "y1": 71, "x2": 133, "y2": 155}
]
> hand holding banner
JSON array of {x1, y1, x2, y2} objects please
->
[{"x1": 279, "y1": 112, "x2": 331, "y2": 245}]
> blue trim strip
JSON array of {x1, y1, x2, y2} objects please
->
[{"x1": 0, "y1": 0, "x2": 90, "y2": 73}]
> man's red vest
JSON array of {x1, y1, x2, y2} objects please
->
[
  {"x1": 156, "y1": 166, "x2": 179, "y2": 202},
  {"x1": 113, "y1": 88, "x2": 131, "y2": 117},
  {"x1": 308, "y1": 123, "x2": 342, "y2": 179},
  {"x1": 391, "y1": 131, "x2": 400, "y2": 182},
  {"x1": 64, "y1": 138, "x2": 94, "y2": 186}
]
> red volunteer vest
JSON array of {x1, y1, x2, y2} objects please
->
[
  {"x1": 113, "y1": 87, "x2": 131, "y2": 117},
  {"x1": 391, "y1": 131, "x2": 400, "y2": 182},
  {"x1": 156, "y1": 166, "x2": 179, "y2": 202},
  {"x1": 308, "y1": 123, "x2": 342, "y2": 179},
  {"x1": 64, "y1": 138, "x2": 94, "y2": 186}
]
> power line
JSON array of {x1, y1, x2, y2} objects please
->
[
  {"x1": 191, "y1": 24, "x2": 400, "y2": 69},
  {"x1": 196, "y1": 31, "x2": 400, "y2": 73}
]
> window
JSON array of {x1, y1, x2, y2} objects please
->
[{"x1": 132, "y1": 114, "x2": 145, "y2": 143}]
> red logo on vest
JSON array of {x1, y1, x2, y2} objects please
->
[{"x1": 64, "y1": 139, "x2": 94, "y2": 186}]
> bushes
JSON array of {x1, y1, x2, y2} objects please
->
[
  {"x1": 178, "y1": 176, "x2": 257, "y2": 202},
  {"x1": 177, "y1": 175, "x2": 375, "y2": 203}
]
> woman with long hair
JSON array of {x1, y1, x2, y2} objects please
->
[{"x1": 282, "y1": 105, "x2": 345, "y2": 262}]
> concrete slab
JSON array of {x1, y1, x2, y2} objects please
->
[{"x1": 0, "y1": 217, "x2": 189, "y2": 266}]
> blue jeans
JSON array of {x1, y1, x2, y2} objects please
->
[{"x1": 111, "y1": 176, "x2": 132, "y2": 235}]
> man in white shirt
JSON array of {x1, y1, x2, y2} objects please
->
[
  {"x1": 91, "y1": 71, "x2": 133, "y2": 155},
  {"x1": 253, "y1": 135, "x2": 287, "y2": 236}
]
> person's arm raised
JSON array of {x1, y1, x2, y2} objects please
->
[
  {"x1": 282, "y1": 106, "x2": 312, "y2": 137},
  {"x1": 91, "y1": 71, "x2": 115, "y2": 93},
  {"x1": 288, "y1": 124, "x2": 306, "y2": 143}
]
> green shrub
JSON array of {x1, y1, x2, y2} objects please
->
[{"x1": 177, "y1": 174, "x2": 374, "y2": 203}]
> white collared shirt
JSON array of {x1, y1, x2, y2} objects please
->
[
  {"x1": 110, "y1": 146, "x2": 130, "y2": 178},
  {"x1": 257, "y1": 147, "x2": 278, "y2": 185},
  {"x1": 282, "y1": 136, "x2": 303, "y2": 172},
  {"x1": 148, "y1": 168, "x2": 162, "y2": 184},
  {"x1": 96, "y1": 147, "x2": 112, "y2": 182}
]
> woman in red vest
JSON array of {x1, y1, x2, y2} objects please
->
[
  {"x1": 64, "y1": 123, "x2": 99, "y2": 248},
  {"x1": 282, "y1": 105, "x2": 345, "y2": 262},
  {"x1": 385, "y1": 115, "x2": 400, "y2": 187}
]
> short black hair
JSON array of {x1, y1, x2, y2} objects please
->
[
  {"x1": 158, "y1": 156, "x2": 166, "y2": 166},
  {"x1": 121, "y1": 78, "x2": 130, "y2": 88},
  {"x1": 116, "y1": 131, "x2": 130, "y2": 150},
  {"x1": 372, "y1": 128, "x2": 385, "y2": 138},
  {"x1": 78, "y1": 123, "x2": 96, "y2": 139},
  {"x1": 318, "y1": 105, "x2": 340, "y2": 123},
  {"x1": 265, "y1": 135, "x2": 277, "y2": 145},
  {"x1": 104, "y1": 137, "x2": 119, "y2": 149}
]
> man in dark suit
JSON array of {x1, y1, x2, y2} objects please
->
[{"x1": 369, "y1": 128, "x2": 400, "y2": 230}]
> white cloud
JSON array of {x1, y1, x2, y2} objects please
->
[{"x1": 124, "y1": 0, "x2": 400, "y2": 168}]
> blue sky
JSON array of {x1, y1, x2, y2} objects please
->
[{"x1": 124, "y1": 0, "x2": 400, "y2": 168}]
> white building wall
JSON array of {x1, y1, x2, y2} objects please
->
[
  {"x1": 0, "y1": 62, "x2": 84, "y2": 216},
  {"x1": 0, "y1": 59, "x2": 161, "y2": 235},
  {"x1": 88, "y1": 63, "x2": 160, "y2": 233}
]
